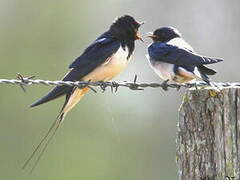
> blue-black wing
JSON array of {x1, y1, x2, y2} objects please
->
[
  {"x1": 69, "y1": 32, "x2": 120, "y2": 70},
  {"x1": 31, "y1": 31, "x2": 120, "y2": 107},
  {"x1": 148, "y1": 42, "x2": 223, "y2": 66}
]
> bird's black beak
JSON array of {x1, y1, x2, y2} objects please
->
[{"x1": 147, "y1": 32, "x2": 157, "y2": 39}]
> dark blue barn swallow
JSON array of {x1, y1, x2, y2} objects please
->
[
  {"x1": 23, "y1": 15, "x2": 143, "y2": 170},
  {"x1": 146, "y1": 27, "x2": 223, "y2": 86}
]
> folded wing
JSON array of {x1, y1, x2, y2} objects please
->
[
  {"x1": 31, "y1": 32, "x2": 120, "y2": 107},
  {"x1": 148, "y1": 43, "x2": 223, "y2": 66}
]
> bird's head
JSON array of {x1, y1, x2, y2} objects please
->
[
  {"x1": 148, "y1": 27, "x2": 181, "y2": 42},
  {"x1": 110, "y1": 15, "x2": 143, "y2": 42}
]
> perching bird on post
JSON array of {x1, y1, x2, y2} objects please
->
[{"x1": 146, "y1": 27, "x2": 223, "y2": 87}]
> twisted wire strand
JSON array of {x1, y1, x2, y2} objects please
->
[{"x1": 0, "y1": 75, "x2": 239, "y2": 92}]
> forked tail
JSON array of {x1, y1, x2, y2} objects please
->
[
  {"x1": 22, "y1": 87, "x2": 89, "y2": 172},
  {"x1": 200, "y1": 73, "x2": 221, "y2": 92}
]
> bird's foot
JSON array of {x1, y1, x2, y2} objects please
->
[
  {"x1": 194, "y1": 82, "x2": 199, "y2": 91},
  {"x1": 194, "y1": 82, "x2": 201, "y2": 96}
]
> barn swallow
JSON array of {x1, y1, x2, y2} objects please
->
[
  {"x1": 23, "y1": 15, "x2": 143, "y2": 170},
  {"x1": 146, "y1": 27, "x2": 223, "y2": 86}
]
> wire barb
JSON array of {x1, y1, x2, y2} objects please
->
[{"x1": 16, "y1": 73, "x2": 35, "y2": 92}]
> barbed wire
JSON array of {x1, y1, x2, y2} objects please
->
[{"x1": 0, "y1": 74, "x2": 239, "y2": 93}]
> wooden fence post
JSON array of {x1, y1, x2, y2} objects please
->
[{"x1": 177, "y1": 88, "x2": 240, "y2": 180}]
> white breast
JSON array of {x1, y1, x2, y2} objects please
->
[
  {"x1": 107, "y1": 46, "x2": 130, "y2": 65},
  {"x1": 147, "y1": 55, "x2": 174, "y2": 81},
  {"x1": 83, "y1": 46, "x2": 131, "y2": 82}
]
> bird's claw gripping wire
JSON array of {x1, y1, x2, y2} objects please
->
[
  {"x1": 99, "y1": 81, "x2": 108, "y2": 92},
  {"x1": 86, "y1": 80, "x2": 97, "y2": 93},
  {"x1": 111, "y1": 81, "x2": 119, "y2": 93}
]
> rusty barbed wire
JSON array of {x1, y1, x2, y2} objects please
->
[{"x1": 0, "y1": 74, "x2": 239, "y2": 92}]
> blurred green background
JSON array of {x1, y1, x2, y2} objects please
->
[{"x1": 0, "y1": 0, "x2": 239, "y2": 179}]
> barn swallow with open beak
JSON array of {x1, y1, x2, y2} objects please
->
[
  {"x1": 146, "y1": 27, "x2": 223, "y2": 87},
  {"x1": 23, "y1": 15, "x2": 143, "y2": 171}
]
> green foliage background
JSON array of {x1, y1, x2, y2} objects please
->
[{"x1": 0, "y1": 0, "x2": 239, "y2": 179}]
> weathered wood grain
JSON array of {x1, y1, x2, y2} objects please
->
[{"x1": 177, "y1": 88, "x2": 240, "y2": 180}]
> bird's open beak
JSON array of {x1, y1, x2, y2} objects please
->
[
  {"x1": 136, "y1": 21, "x2": 145, "y2": 28},
  {"x1": 135, "y1": 31, "x2": 144, "y2": 42},
  {"x1": 135, "y1": 21, "x2": 145, "y2": 42},
  {"x1": 139, "y1": 21, "x2": 145, "y2": 26},
  {"x1": 147, "y1": 32, "x2": 157, "y2": 39}
]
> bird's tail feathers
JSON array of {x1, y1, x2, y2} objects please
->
[
  {"x1": 23, "y1": 87, "x2": 89, "y2": 172},
  {"x1": 197, "y1": 65, "x2": 217, "y2": 75},
  {"x1": 200, "y1": 73, "x2": 220, "y2": 92},
  {"x1": 22, "y1": 109, "x2": 66, "y2": 172},
  {"x1": 202, "y1": 57, "x2": 223, "y2": 64},
  {"x1": 30, "y1": 86, "x2": 72, "y2": 107},
  {"x1": 30, "y1": 68, "x2": 84, "y2": 108}
]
